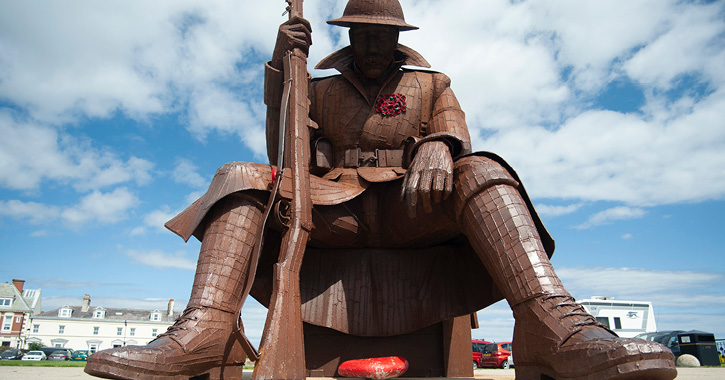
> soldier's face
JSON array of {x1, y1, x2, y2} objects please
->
[{"x1": 350, "y1": 24, "x2": 399, "y2": 79}]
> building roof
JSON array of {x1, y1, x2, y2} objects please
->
[
  {"x1": 37, "y1": 305, "x2": 181, "y2": 322},
  {"x1": 0, "y1": 281, "x2": 41, "y2": 314}
]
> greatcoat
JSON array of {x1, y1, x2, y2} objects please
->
[{"x1": 166, "y1": 45, "x2": 554, "y2": 337}]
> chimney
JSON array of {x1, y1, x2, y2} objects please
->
[
  {"x1": 12, "y1": 279, "x2": 24, "y2": 293},
  {"x1": 81, "y1": 294, "x2": 91, "y2": 312},
  {"x1": 167, "y1": 299, "x2": 175, "y2": 317}
]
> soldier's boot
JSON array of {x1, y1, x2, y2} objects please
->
[
  {"x1": 85, "y1": 195, "x2": 265, "y2": 380},
  {"x1": 461, "y1": 184, "x2": 677, "y2": 380}
]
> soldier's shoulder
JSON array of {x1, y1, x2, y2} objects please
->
[
  {"x1": 311, "y1": 73, "x2": 342, "y2": 83},
  {"x1": 402, "y1": 68, "x2": 452, "y2": 92}
]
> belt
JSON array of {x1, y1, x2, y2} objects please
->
[{"x1": 340, "y1": 148, "x2": 404, "y2": 168}]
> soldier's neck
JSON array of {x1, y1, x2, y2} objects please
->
[{"x1": 352, "y1": 62, "x2": 398, "y2": 99}]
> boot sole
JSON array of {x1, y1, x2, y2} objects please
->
[
  {"x1": 515, "y1": 358, "x2": 677, "y2": 380},
  {"x1": 84, "y1": 361, "x2": 246, "y2": 380}
]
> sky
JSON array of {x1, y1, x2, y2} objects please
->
[{"x1": 1, "y1": 0, "x2": 724, "y2": 346}]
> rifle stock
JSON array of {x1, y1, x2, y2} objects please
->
[{"x1": 253, "y1": 1, "x2": 311, "y2": 379}]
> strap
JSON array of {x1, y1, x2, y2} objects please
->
[
  {"x1": 340, "y1": 148, "x2": 404, "y2": 167},
  {"x1": 415, "y1": 72, "x2": 434, "y2": 135}
]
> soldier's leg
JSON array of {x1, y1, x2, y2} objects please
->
[
  {"x1": 85, "y1": 194, "x2": 265, "y2": 380},
  {"x1": 456, "y1": 156, "x2": 676, "y2": 380}
]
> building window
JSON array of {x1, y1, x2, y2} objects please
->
[
  {"x1": 117, "y1": 327, "x2": 123, "y2": 336},
  {"x1": 32, "y1": 324, "x2": 39, "y2": 333},
  {"x1": 58, "y1": 308, "x2": 72, "y2": 317},
  {"x1": 0, "y1": 298, "x2": 11, "y2": 307},
  {"x1": 614, "y1": 317, "x2": 622, "y2": 330},
  {"x1": 1, "y1": 318, "x2": 11, "y2": 332},
  {"x1": 130, "y1": 328, "x2": 135, "y2": 336},
  {"x1": 89, "y1": 344, "x2": 99, "y2": 354},
  {"x1": 93, "y1": 327, "x2": 99, "y2": 335},
  {"x1": 150, "y1": 312, "x2": 160, "y2": 321},
  {"x1": 16, "y1": 316, "x2": 21, "y2": 323},
  {"x1": 58, "y1": 325, "x2": 65, "y2": 334},
  {"x1": 151, "y1": 329, "x2": 158, "y2": 337},
  {"x1": 595, "y1": 317, "x2": 610, "y2": 328},
  {"x1": 93, "y1": 310, "x2": 105, "y2": 319}
]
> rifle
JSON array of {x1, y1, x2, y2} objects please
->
[{"x1": 253, "y1": 1, "x2": 312, "y2": 379}]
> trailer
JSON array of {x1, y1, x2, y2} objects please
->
[{"x1": 578, "y1": 296, "x2": 657, "y2": 338}]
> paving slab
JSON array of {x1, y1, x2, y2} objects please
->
[{"x1": 0, "y1": 366, "x2": 722, "y2": 380}]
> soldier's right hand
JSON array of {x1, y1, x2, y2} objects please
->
[{"x1": 271, "y1": 16, "x2": 312, "y2": 70}]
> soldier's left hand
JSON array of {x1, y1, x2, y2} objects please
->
[{"x1": 401, "y1": 140, "x2": 453, "y2": 218}]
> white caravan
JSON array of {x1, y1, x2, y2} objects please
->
[{"x1": 578, "y1": 296, "x2": 657, "y2": 338}]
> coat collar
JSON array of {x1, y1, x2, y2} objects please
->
[
  {"x1": 315, "y1": 44, "x2": 431, "y2": 105},
  {"x1": 315, "y1": 43, "x2": 430, "y2": 71}
]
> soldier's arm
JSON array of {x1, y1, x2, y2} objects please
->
[
  {"x1": 264, "y1": 17, "x2": 311, "y2": 166},
  {"x1": 424, "y1": 73, "x2": 472, "y2": 157},
  {"x1": 401, "y1": 73, "x2": 471, "y2": 217}
]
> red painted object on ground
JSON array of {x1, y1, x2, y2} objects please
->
[{"x1": 338, "y1": 356, "x2": 409, "y2": 379}]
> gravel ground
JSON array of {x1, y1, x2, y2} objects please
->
[{"x1": 0, "y1": 367, "x2": 722, "y2": 380}]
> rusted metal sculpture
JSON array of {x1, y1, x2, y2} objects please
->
[{"x1": 86, "y1": 1, "x2": 678, "y2": 379}]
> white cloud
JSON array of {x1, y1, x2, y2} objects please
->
[
  {"x1": 0, "y1": 112, "x2": 154, "y2": 192},
  {"x1": 2, "y1": 0, "x2": 723, "y2": 208},
  {"x1": 171, "y1": 158, "x2": 208, "y2": 188},
  {"x1": 41, "y1": 295, "x2": 181, "y2": 313},
  {"x1": 401, "y1": 0, "x2": 725, "y2": 206},
  {"x1": 558, "y1": 267, "x2": 725, "y2": 308},
  {"x1": 0, "y1": 199, "x2": 60, "y2": 224},
  {"x1": 575, "y1": 206, "x2": 645, "y2": 229},
  {"x1": 141, "y1": 206, "x2": 183, "y2": 233},
  {"x1": 126, "y1": 249, "x2": 197, "y2": 270},
  {"x1": 0, "y1": 188, "x2": 138, "y2": 228},
  {"x1": 557, "y1": 266, "x2": 725, "y2": 337},
  {"x1": 61, "y1": 188, "x2": 139, "y2": 226},
  {"x1": 129, "y1": 226, "x2": 146, "y2": 236},
  {"x1": 621, "y1": 233, "x2": 633, "y2": 240},
  {"x1": 33, "y1": 279, "x2": 102, "y2": 289},
  {"x1": 535, "y1": 203, "x2": 583, "y2": 218},
  {"x1": 623, "y1": 1, "x2": 725, "y2": 89},
  {"x1": 474, "y1": 300, "x2": 515, "y2": 343}
]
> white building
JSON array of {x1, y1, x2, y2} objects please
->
[
  {"x1": 0, "y1": 279, "x2": 41, "y2": 349},
  {"x1": 578, "y1": 296, "x2": 658, "y2": 338},
  {"x1": 27, "y1": 295, "x2": 180, "y2": 353}
]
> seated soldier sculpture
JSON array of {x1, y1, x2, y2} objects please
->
[{"x1": 86, "y1": 1, "x2": 677, "y2": 380}]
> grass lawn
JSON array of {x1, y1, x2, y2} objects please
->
[{"x1": 0, "y1": 360, "x2": 86, "y2": 367}]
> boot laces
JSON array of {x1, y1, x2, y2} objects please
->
[
  {"x1": 543, "y1": 294, "x2": 616, "y2": 347},
  {"x1": 152, "y1": 306, "x2": 201, "y2": 341}
]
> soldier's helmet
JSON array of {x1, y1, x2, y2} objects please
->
[{"x1": 327, "y1": 0, "x2": 418, "y2": 31}]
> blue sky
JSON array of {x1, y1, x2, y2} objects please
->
[{"x1": 1, "y1": 0, "x2": 724, "y2": 345}]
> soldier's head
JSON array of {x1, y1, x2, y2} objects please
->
[{"x1": 328, "y1": 0, "x2": 417, "y2": 79}]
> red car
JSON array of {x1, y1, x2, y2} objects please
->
[
  {"x1": 472, "y1": 339, "x2": 491, "y2": 369},
  {"x1": 479, "y1": 342, "x2": 513, "y2": 369}
]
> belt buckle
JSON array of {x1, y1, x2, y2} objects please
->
[{"x1": 360, "y1": 149, "x2": 379, "y2": 167}]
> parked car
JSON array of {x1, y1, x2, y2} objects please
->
[
  {"x1": 71, "y1": 350, "x2": 89, "y2": 361},
  {"x1": 48, "y1": 350, "x2": 72, "y2": 361},
  {"x1": 479, "y1": 342, "x2": 514, "y2": 369},
  {"x1": 21, "y1": 351, "x2": 47, "y2": 361},
  {"x1": 472, "y1": 339, "x2": 491, "y2": 369},
  {"x1": 1, "y1": 349, "x2": 24, "y2": 360},
  {"x1": 38, "y1": 347, "x2": 74, "y2": 358},
  {"x1": 635, "y1": 330, "x2": 684, "y2": 357}
]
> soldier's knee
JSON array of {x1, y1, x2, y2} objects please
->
[{"x1": 452, "y1": 156, "x2": 519, "y2": 219}]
